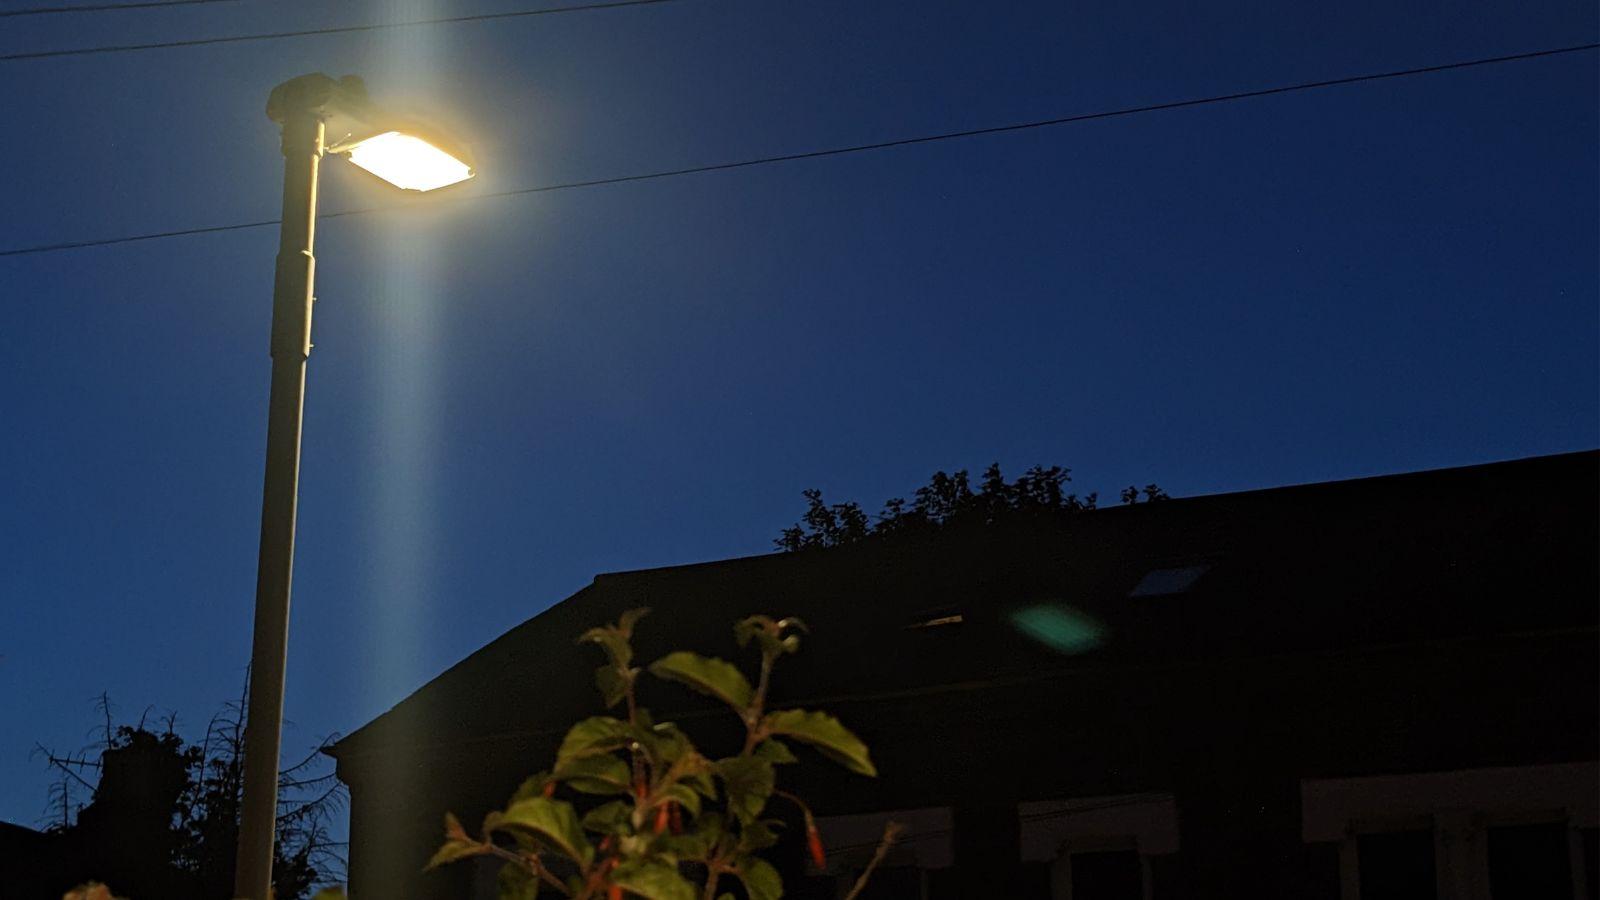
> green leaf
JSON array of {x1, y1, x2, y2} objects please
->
[
  {"x1": 443, "y1": 811, "x2": 469, "y2": 841},
  {"x1": 716, "y1": 756, "x2": 775, "y2": 824},
  {"x1": 617, "y1": 607, "x2": 650, "y2": 635},
  {"x1": 579, "y1": 626, "x2": 631, "y2": 666},
  {"x1": 694, "y1": 811, "x2": 728, "y2": 846},
  {"x1": 657, "y1": 830, "x2": 713, "y2": 861},
  {"x1": 684, "y1": 767, "x2": 717, "y2": 799},
  {"x1": 555, "y1": 754, "x2": 632, "y2": 795},
  {"x1": 498, "y1": 863, "x2": 539, "y2": 900},
  {"x1": 659, "y1": 807, "x2": 721, "y2": 859},
  {"x1": 738, "y1": 819, "x2": 781, "y2": 853},
  {"x1": 425, "y1": 839, "x2": 485, "y2": 870},
  {"x1": 761, "y1": 710, "x2": 876, "y2": 776},
  {"x1": 660, "y1": 782, "x2": 703, "y2": 817},
  {"x1": 581, "y1": 799, "x2": 633, "y2": 835},
  {"x1": 733, "y1": 615, "x2": 773, "y2": 648},
  {"x1": 556, "y1": 717, "x2": 635, "y2": 768},
  {"x1": 752, "y1": 740, "x2": 797, "y2": 764},
  {"x1": 580, "y1": 609, "x2": 651, "y2": 671},
  {"x1": 495, "y1": 798, "x2": 594, "y2": 866},
  {"x1": 649, "y1": 652, "x2": 754, "y2": 711},
  {"x1": 511, "y1": 772, "x2": 554, "y2": 803},
  {"x1": 735, "y1": 615, "x2": 807, "y2": 657},
  {"x1": 611, "y1": 860, "x2": 698, "y2": 900},
  {"x1": 594, "y1": 664, "x2": 631, "y2": 708},
  {"x1": 639, "y1": 721, "x2": 693, "y2": 766},
  {"x1": 734, "y1": 856, "x2": 783, "y2": 900}
]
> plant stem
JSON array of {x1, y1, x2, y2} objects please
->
[
  {"x1": 841, "y1": 822, "x2": 904, "y2": 900},
  {"x1": 483, "y1": 844, "x2": 572, "y2": 896},
  {"x1": 742, "y1": 649, "x2": 777, "y2": 754},
  {"x1": 773, "y1": 788, "x2": 816, "y2": 834}
]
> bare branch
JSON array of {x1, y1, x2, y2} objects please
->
[
  {"x1": 275, "y1": 783, "x2": 345, "y2": 823},
  {"x1": 279, "y1": 734, "x2": 339, "y2": 776}
]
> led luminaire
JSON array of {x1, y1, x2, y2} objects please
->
[{"x1": 343, "y1": 131, "x2": 474, "y2": 192}]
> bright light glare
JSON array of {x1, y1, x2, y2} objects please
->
[{"x1": 345, "y1": 132, "x2": 473, "y2": 192}]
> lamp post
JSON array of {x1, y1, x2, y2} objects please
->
[{"x1": 236, "y1": 73, "x2": 474, "y2": 900}]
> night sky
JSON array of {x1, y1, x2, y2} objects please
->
[{"x1": 1, "y1": 0, "x2": 1595, "y2": 830}]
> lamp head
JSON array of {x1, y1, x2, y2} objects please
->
[{"x1": 267, "y1": 73, "x2": 475, "y2": 193}]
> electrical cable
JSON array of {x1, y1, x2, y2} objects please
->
[
  {"x1": 0, "y1": 0, "x2": 682, "y2": 60},
  {"x1": 0, "y1": 0, "x2": 237, "y2": 18},
  {"x1": 1, "y1": 42, "x2": 1593, "y2": 259}
]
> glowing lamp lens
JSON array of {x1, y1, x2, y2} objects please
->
[{"x1": 345, "y1": 132, "x2": 473, "y2": 192}]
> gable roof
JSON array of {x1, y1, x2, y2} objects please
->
[{"x1": 328, "y1": 450, "x2": 1598, "y2": 763}]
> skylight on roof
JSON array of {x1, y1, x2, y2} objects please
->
[{"x1": 1129, "y1": 564, "x2": 1210, "y2": 597}]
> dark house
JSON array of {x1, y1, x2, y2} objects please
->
[{"x1": 329, "y1": 451, "x2": 1599, "y2": 899}]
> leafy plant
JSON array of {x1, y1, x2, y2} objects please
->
[{"x1": 426, "y1": 610, "x2": 895, "y2": 900}]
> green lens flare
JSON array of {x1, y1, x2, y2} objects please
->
[{"x1": 1009, "y1": 604, "x2": 1105, "y2": 655}]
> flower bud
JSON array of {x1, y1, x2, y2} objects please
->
[{"x1": 807, "y1": 825, "x2": 826, "y2": 869}]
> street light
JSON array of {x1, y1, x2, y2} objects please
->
[{"x1": 235, "y1": 73, "x2": 473, "y2": 900}]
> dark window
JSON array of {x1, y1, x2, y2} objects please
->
[
  {"x1": 1016, "y1": 861, "x2": 1052, "y2": 899},
  {"x1": 1147, "y1": 853, "x2": 1184, "y2": 899},
  {"x1": 1072, "y1": 849, "x2": 1142, "y2": 899},
  {"x1": 1304, "y1": 842, "x2": 1342, "y2": 900},
  {"x1": 925, "y1": 867, "x2": 959, "y2": 900},
  {"x1": 1358, "y1": 831, "x2": 1436, "y2": 900},
  {"x1": 1129, "y1": 565, "x2": 1209, "y2": 597},
  {"x1": 1487, "y1": 823, "x2": 1571, "y2": 899}
]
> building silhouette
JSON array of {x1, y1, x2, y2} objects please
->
[{"x1": 329, "y1": 451, "x2": 1599, "y2": 899}]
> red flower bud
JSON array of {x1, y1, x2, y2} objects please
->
[
  {"x1": 669, "y1": 802, "x2": 684, "y2": 834},
  {"x1": 654, "y1": 803, "x2": 671, "y2": 834},
  {"x1": 807, "y1": 825, "x2": 826, "y2": 869},
  {"x1": 541, "y1": 780, "x2": 556, "y2": 798},
  {"x1": 609, "y1": 885, "x2": 623, "y2": 900}
]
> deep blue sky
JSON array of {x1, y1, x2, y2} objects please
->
[{"x1": 1, "y1": 0, "x2": 1595, "y2": 829}]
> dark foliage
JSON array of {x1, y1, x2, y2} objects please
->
[
  {"x1": 776, "y1": 463, "x2": 1168, "y2": 551},
  {"x1": 32, "y1": 690, "x2": 344, "y2": 900}
]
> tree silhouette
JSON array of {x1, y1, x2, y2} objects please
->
[
  {"x1": 32, "y1": 687, "x2": 343, "y2": 900},
  {"x1": 776, "y1": 463, "x2": 1168, "y2": 551}
]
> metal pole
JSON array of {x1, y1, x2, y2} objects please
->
[{"x1": 235, "y1": 109, "x2": 322, "y2": 900}]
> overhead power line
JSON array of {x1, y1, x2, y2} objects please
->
[
  {"x1": 0, "y1": 0, "x2": 236, "y2": 17},
  {"x1": 0, "y1": 0, "x2": 682, "y2": 61},
  {"x1": 1, "y1": 42, "x2": 1594, "y2": 259}
]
